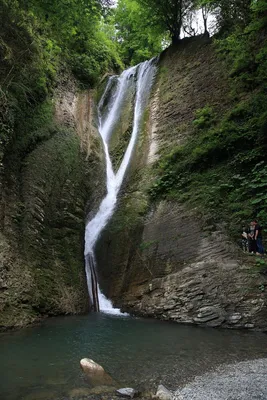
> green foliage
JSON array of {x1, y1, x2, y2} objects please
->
[
  {"x1": 136, "y1": 0, "x2": 194, "y2": 43},
  {"x1": 0, "y1": 0, "x2": 124, "y2": 172},
  {"x1": 149, "y1": 93, "x2": 267, "y2": 227},
  {"x1": 233, "y1": 162, "x2": 267, "y2": 231},
  {"x1": 193, "y1": 106, "x2": 216, "y2": 129},
  {"x1": 0, "y1": 0, "x2": 122, "y2": 91},
  {"x1": 70, "y1": 29, "x2": 122, "y2": 85},
  {"x1": 112, "y1": 0, "x2": 165, "y2": 66},
  {"x1": 198, "y1": 0, "x2": 252, "y2": 35},
  {"x1": 149, "y1": 1, "x2": 267, "y2": 243}
]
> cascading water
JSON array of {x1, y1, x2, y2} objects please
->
[{"x1": 84, "y1": 58, "x2": 157, "y2": 314}]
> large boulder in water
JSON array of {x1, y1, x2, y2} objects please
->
[
  {"x1": 80, "y1": 358, "x2": 115, "y2": 386},
  {"x1": 80, "y1": 358, "x2": 105, "y2": 374}
]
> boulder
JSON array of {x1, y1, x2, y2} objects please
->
[
  {"x1": 80, "y1": 358, "x2": 115, "y2": 387},
  {"x1": 155, "y1": 384, "x2": 173, "y2": 400},
  {"x1": 80, "y1": 358, "x2": 105, "y2": 374}
]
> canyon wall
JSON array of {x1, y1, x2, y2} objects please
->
[
  {"x1": 96, "y1": 37, "x2": 267, "y2": 330},
  {"x1": 0, "y1": 72, "x2": 105, "y2": 329}
]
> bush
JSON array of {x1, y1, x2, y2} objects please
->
[{"x1": 193, "y1": 106, "x2": 216, "y2": 130}]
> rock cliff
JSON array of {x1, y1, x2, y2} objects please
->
[
  {"x1": 0, "y1": 72, "x2": 105, "y2": 329},
  {"x1": 96, "y1": 37, "x2": 267, "y2": 330}
]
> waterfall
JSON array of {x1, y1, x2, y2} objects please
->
[{"x1": 84, "y1": 58, "x2": 157, "y2": 314}]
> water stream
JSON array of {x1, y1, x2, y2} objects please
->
[{"x1": 84, "y1": 59, "x2": 157, "y2": 313}]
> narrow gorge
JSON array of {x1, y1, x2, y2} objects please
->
[
  {"x1": 1, "y1": 34, "x2": 267, "y2": 332},
  {"x1": 2, "y1": 1, "x2": 267, "y2": 399}
]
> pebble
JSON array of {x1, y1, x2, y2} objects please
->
[{"x1": 116, "y1": 387, "x2": 139, "y2": 398}]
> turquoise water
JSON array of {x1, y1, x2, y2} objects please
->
[{"x1": 1, "y1": 314, "x2": 267, "y2": 400}]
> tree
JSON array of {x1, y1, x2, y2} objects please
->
[
  {"x1": 113, "y1": 0, "x2": 165, "y2": 65},
  {"x1": 137, "y1": 0, "x2": 194, "y2": 43},
  {"x1": 14, "y1": 0, "x2": 123, "y2": 84},
  {"x1": 197, "y1": 0, "x2": 252, "y2": 36},
  {"x1": 201, "y1": 3, "x2": 210, "y2": 35}
]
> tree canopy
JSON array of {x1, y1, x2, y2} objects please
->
[
  {"x1": 113, "y1": 0, "x2": 166, "y2": 65},
  {"x1": 1, "y1": 0, "x2": 123, "y2": 87},
  {"x1": 137, "y1": 0, "x2": 194, "y2": 43}
]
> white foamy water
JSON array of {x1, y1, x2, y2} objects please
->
[{"x1": 84, "y1": 59, "x2": 157, "y2": 314}]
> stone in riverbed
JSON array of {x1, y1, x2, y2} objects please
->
[
  {"x1": 80, "y1": 358, "x2": 115, "y2": 386},
  {"x1": 116, "y1": 388, "x2": 139, "y2": 398},
  {"x1": 80, "y1": 358, "x2": 105, "y2": 374},
  {"x1": 155, "y1": 384, "x2": 173, "y2": 400}
]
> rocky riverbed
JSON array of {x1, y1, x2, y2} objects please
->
[{"x1": 174, "y1": 358, "x2": 267, "y2": 400}]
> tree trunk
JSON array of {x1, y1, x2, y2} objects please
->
[
  {"x1": 202, "y1": 7, "x2": 209, "y2": 36},
  {"x1": 171, "y1": 20, "x2": 182, "y2": 44},
  {"x1": 171, "y1": 32, "x2": 180, "y2": 44}
]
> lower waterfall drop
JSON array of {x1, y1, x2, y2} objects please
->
[{"x1": 84, "y1": 58, "x2": 157, "y2": 314}]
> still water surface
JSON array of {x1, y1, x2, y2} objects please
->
[{"x1": 1, "y1": 314, "x2": 267, "y2": 400}]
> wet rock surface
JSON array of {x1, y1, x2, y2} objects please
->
[
  {"x1": 116, "y1": 388, "x2": 139, "y2": 398},
  {"x1": 174, "y1": 358, "x2": 267, "y2": 400}
]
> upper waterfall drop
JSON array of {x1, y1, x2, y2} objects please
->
[{"x1": 84, "y1": 58, "x2": 157, "y2": 313}]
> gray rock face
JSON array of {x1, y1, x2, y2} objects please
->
[
  {"x1": 155, "y1": 384, "x2": 173, "y2": 400},
  {"x1": 0, "y1": 74, "x2": 106, "y2": 329},
  {"x1": 174, "y1": 358, "x2": 267, "y2": 400},
  {"x1": 193, "y1": 306, "x2": 226, "y2": 327},
  {"x1": 116, "y1": 388, "x2": 138, "y2": 398},
  {"x1": 97, "y1": 200, "x2": 267, "y2": 330}
]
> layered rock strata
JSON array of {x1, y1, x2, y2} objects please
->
[
  {"x1": 0, "y1": 72, "x2": 105, "y2": 329},
  {"x1": 96, "y1": 37, "x2": 267, "y2": 329}
]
